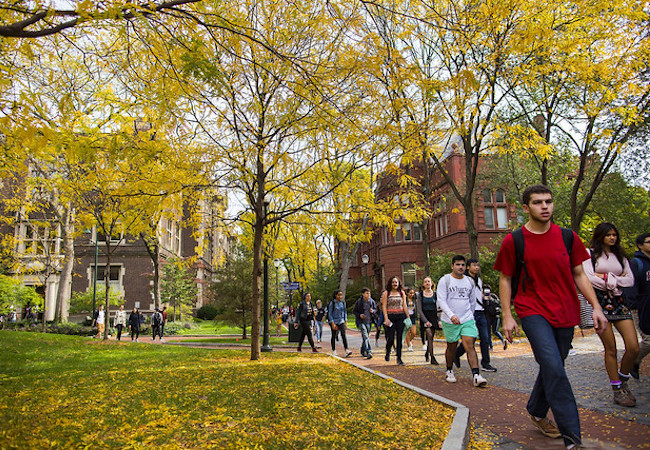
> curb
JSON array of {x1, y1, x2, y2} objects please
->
[{"x1": 332, "y1": 355, "x2": 470, "y2": 450}]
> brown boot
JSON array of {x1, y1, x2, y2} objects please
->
[{"x1": 613, "y1": 388, "x2": 636, "y2": 407}]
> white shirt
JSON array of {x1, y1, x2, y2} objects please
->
[{"x1": 436, "y1": 274, "x2": 478, "y2": 324}]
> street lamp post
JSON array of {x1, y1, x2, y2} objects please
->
[
  {"x1": 262, "y1": 201, "x2": 273, "y2": 353},
  {"x1": 361, "y1": 254, "x2": 369, "y2": 290},
  {"x1": 274, "y1": 259, "x2": 281, "y2": 310}
]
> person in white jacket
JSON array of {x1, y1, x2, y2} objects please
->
[
  {"x1": 113, "y1": 305, "x2": 127, "y2": 341},
  {"x1": 437, "y1": 254, "x2": 487, "y2": 388}
]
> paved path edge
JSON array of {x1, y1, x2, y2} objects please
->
[{"x1": 332, "y1": 355, "x2": 470, "y2": 450}]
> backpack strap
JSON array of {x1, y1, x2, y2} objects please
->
[{"x1": 511, "y1": 228, "x2": 526, "y2": 299}]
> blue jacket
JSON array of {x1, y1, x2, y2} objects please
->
[
  {"x1": 624, "y1": 250, "x2": 650, "y2": 310},
  {"x1": 327, "y1": 299, "x2": 347, "y2": 325}
]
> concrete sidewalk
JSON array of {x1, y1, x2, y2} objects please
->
[{"x1": 345, "y1": 329, "x2": 650, "y2": 449}]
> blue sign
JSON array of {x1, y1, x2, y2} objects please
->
[{"x1": 281, "y1": 282, "x2": 300, "y2": 291}]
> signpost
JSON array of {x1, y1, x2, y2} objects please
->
[{"x1": 280, "y1": 282, "x2": 300, "y2": 291}]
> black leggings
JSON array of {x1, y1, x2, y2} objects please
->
[
  {"x1": 421, "y1": 310, "x2": 438, "y2": 361},
  {"x1": 385, "y1": 313, "x2": 406, "y2": 359},
  {"x1": 331, "y1": 323, "x2": 348, "y2": 351},
  {"x1": 116, "y1": 324, "x2": 123, "y2": 340},
  {"x1": 298, "y1": 320, "x2": 315, "y2": 349},
  {"x1": 130, "y1": 326, "x2": 140, "y2": 340}
]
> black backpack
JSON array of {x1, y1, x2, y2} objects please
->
[
  {"x1": 511, "y1": 227, "x2": 574, "y2": 300},
  {"x1": 152, "y1": 312, "x2": 162, "y2": 327}
]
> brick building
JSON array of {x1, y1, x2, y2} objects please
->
[
  {"x1": 3, "y1": 185, "x2": 230, "y2": 321},
  {"x1": 350, "y1": 148, "x2": 517, "y2": 291}
]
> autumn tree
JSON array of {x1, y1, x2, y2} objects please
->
[
  {"x1": 160, "y1": 256, "x2": 198, "y2": 322},
  {"x1": 495, "y1": 1, "x2": 650, "y2": 231}
]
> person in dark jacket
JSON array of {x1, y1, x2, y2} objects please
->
[
  {"x1": 128, "y1": 308, "x2": 141, "y2": 342},
  {"x1": 294, "y1": 292, "x2": 318, "y2": 353},
  {"x1": 353, "y1": 288, "x2": 377, "y2": 359},
  {"x1": 624, "y1": 232, "x2": 650, "y2": 379}
]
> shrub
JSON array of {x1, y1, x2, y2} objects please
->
[
  {"x1": 196, "y1": 305, "x2": 218, "y2": 320},
  {"x1": 161, "y1": 322, "x2": 184, "y2": 336}
]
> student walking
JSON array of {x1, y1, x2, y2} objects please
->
[
  {"x1": 328, "y1": 290, "x2": 352, "y2": 357},
  {"x1": 380, "y1": 276, "x2": 410, "y2": 366},
  {"x1": 295, "y1": 292, "x2": 318, "y2": 352},
  {"x1": 416, "y1": 276, "x2": 439, "y2": 364},
  {"x1": 91, "y1": 304, "x2": 105, "y2": 339},
  {"x1": 128, "y1": 307, "x2": 141, "y2": 342},
  {"x1": 314, "y1": 299, "x2": 326, "y2": 344},
  {"x1": 404, "y1": 288, "x2": 418, "y2": 352},
  {"x1": 437, "y1": 255, "x2": 487, "y2": 388},
  {"x1": 454, "y1": 258, "x2": 497, "y2": 372},
  {"x1": 494, "y1": 184, "x2": 607, "y2": 450},
  {"x1": 151, "y1": 308, "x2": 164, "y2": 341},
  {"x1": 113, "y1": 305, "x2": 127, "y2": 341},
  {"x1": 583, "y1": 222, "x2": 637, "y2": 406},
  {"x1": 353, "y1": 288, "x2": 377, "y2": 359},
  {"x1": 625, "y1": 232, "x2": 650, "y2": 380}
]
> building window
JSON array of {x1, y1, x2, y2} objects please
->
[
  {"x1": 92, "y1": 264, "x2": 124, "y2": 295},
  {"x1": 483, "y1": 189, "x2": 508, "y2": 229},
  {"x1": 401, "y1": 262, "x2": 417, "y2": 289},
  {"x1": 413, "y1": 223, "x2": 422, "y2": 241},
  {"x1": 395, "y1": 225, "x2": 402, "y2": 242},
  {"x1": 16, "y1": 221, "x2": 61, "y2": 256},
  {"x1": 403, "y1": 223, "x2": 412, "y2": 241},
  {"x1": 433, "y1": 198, "x2": 448, "y2": 238}
]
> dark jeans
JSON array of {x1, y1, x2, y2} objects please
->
[
  {"x1": 116, "y1": 324, "x2": 123, "y2": 340},
  {"x1": 331, "y1": 323, "x2": 348, "y2": 351},
  {"x1": 456, "y1": 310, "x2": 491, "y2": 367},
  {"x1": 160, "y1": 324, "x2": 165, "y2": 337},
  {"x1": 152, "y1": 325, "x2": 161, "y2": 340},
  {"x1": 130, "y1": 326, "x2": 139, "y2": 340},
  {"x1": 521, "y1": 314, "x2": 580, "y2": 447},
  {"x1": 298, "y1": 320, "x2": 315, "y2": 349},
  {"x1": 385, "y1": 313, "x2": 406, "y2": 360}
]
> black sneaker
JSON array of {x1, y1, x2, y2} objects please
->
[
  {"x1": 630, "y1": 364, "x2": 640, "y2": 380},
  {"x1": 481, "y1": 365, "x2": 497, "y2": 372}
]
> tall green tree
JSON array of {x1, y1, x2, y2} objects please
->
[
  {"x1": 160, "y1": 257, "x2": 199, "y2": 322},
  {"x1": 208, "y1": 244, "x2": 253, "y2": 339}
]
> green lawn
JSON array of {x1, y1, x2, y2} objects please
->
[
  {"x1": 0, "y1": 331, "x2": 454, "y2": 449},
  {"x1": 172, "y1": 320, "x2": 261, "y2": 336}
]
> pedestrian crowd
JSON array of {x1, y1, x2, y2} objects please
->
[
  {"x1": 273, "y1": 184, "x2": 649, "y2": 450},
  {"x1": 91, "y1": 305, "x2": 168, "y2": 342}
]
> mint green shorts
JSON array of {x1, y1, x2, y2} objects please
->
[{"x1": 442, "y1": 319, "x2": 478, "y2": 343}]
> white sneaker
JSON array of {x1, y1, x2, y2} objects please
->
[
  {"x1": 422, "y1": 342, "x2": 427, "y2": 351},
  {"x1": 332, "y1": 349, "x2": 337, "y2": 356},
  {"x1": 407, "y1": 345, "x2": 414, "y2": 352},
  {"x1": 135, "y1": 338, "x2": 139, "y2": 342},
  {"x1": 445, "y1": 370, "x2": 456, "y2": 383},
  {"x1": 473, "y1": 374, "x2": 488, "y2": 388},
  {"x1": 568, "y1": 349, "x2": 577, "y2": 356},
  {"x1": 160, "y1": 338, "x2": 165, "y2": 342},
  {"x1": 345, "y1": 350, "x2": 352, "y2": 357}
]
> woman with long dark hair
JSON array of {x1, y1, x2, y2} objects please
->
[
  {"x1": 417, "y1": 276, "x2": 439, "y2": 364},
  {"x1": 294, "y1": 292, "x2": 318, "y2": 352},
  {"x1": 380, "y1": 276, "x2": 410, "y2": 365},
  {"x1": 128, "y1": 307, "x2": 141, "y2": 342},
  {"x1": 583, "y1": 222, "x2": 638, "y2": 407}
]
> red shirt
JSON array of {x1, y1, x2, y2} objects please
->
[{"x1": 493, "y1": 223, "x2": 590, "y2": 327}]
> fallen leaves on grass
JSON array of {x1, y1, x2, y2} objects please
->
[{"x1": 0, "y1": 332, "x2": 454, "y2": 449}]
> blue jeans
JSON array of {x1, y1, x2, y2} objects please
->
[
  {"x1": 314, "y1": 320, "x2": 323, "y2": 341},
  {"x1": 455, "y1": 310, "x2": 491, "y2": 367},
  {"x1": 358, "y1": 322, "x2": 372, "y2": 355},
  {"x1": 521, "y1": 315, "x2": 580, "y2": 447}
]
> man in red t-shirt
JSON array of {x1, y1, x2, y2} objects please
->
[{"x1": 494, "y1": 185, "x2": 606, "y2": 450}]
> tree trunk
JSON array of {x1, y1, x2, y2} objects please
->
[
  {"x1": 337, "y1": 240, "x2": 352, "y2": 299},
  {"x1": 55, "y1": 207, "x2": 74, "y2": 323},
  {"x1": 250, "y1": 216, "x2": 264, "y2": 360}
]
